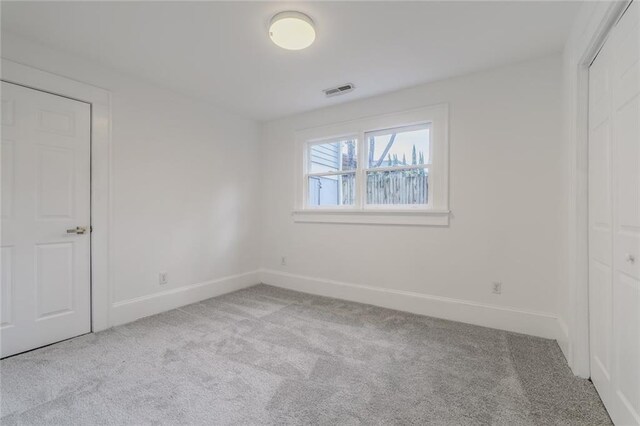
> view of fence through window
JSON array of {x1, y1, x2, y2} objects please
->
[
  {"x1": 307, "y1": 124, "x2": 430, "y2": 207},
  {"x1": 307, "y1": 139, "x2": 357, "y2": 206}
]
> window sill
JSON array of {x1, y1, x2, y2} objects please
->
[{"x1": 291, "y1": 209, "x2": 450, "y2": 226}]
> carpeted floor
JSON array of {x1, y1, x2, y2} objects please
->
[{"x1": 1, "y1": 284, "x2": 611, "y2": 425}]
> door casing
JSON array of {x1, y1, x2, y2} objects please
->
[
  {"x1": 566, "y1": 0, "x2": 633, "y2": 379},
  {"x1": 587, "y1": 2, "x2": 640, "y2": 421},
  {"x1": 1, "y1": 59, "x2": 112, "y2": 333}
]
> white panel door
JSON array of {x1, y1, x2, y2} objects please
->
[
  {"x1": 1, "y1": 82, "x2": 91, "y2": 358},
  {"x1": 589, "y1": 2, "x2": 640, "y2": 424}
]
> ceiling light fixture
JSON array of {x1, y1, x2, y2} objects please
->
[{"x1": 269, "y1": 11, "x2": 316, "y2": 50}]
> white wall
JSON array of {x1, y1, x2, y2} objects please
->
[
  {"x1": 1, "y1": 34, "x2": 262, "y2": 326},
  {"x1": 260, "y1": 55, "x2": 566, "y2": 340}
]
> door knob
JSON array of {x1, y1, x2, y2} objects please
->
[
  {"x1": 66, "y1": 226, "x2": 88, "y2": 235},
  {"x1": 626, "y1": 254, "x2": 636, "y2": 264}
]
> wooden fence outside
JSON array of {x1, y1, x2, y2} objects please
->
[{"x1": 340, "y1": 169, "x2": 428, "y2": 205}]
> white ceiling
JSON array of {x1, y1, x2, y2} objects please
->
[{"x1": 1, "y1": 1, "x2": 580, "y2": 121}]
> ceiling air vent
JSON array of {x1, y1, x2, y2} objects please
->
[{"x1": 323, "y1": 83, "x2": 355, "y2": 98}]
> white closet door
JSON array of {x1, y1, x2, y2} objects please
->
[
  {"x1": 589, "y1": 1, "x2": 640, "y2": 424},
  {"x1": 1, "y1": 82, "x2": 91, "y2": 358}
]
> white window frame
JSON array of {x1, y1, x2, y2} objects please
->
[
  {"x1": 304, "y1": 136, "x2": 359, "y2": 210},
  {"x1": 293, "y1": 104, "x2": 449, "y2": 226},
  {"x1": 363, "y1": 123, "x2": 432, "y2": 210}
]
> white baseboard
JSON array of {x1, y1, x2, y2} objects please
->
[
  {"x1": 260, "y1": 269, "x2": 564, "y2": 341},
  {"x1": 110, "y1": 270, "x2": 260, "y2": 327},
  {"x1": 556, "y1": 317, "x2": 572, "y2": 366}
]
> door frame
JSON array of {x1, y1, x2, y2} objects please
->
[
  {"x1": 567, "y1": 0, "x2": 632, "y2": 377},
  {"x1": 1, "y1": 59, "x2": 112, "y2": 333}
]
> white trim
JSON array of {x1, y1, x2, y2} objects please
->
[
  {"x1": 307, "y1": 170, "x2": 357, "y2": 178},
  {"x1": 292, "y1": 209, "x2": 450, "y2": 226},
  {"x1": 557, "y1": 317, "x2": 570, "y2": 359},
  {"x1": 365, "y1": 122, "x2": 431, "y2": 138},
  {"x1": 110, "y1": 271, "x2": 260, "y2": 326},
  {"x1": 564, "y1": 0, "x2": 631, "y2": 378},
  {"x1": 363, "y1": 164, "x2": 430, "y2": 174},
  {"x1": 1, "y1": 59, "x2": 112, "y2": 332},
  {"x1": 306, "y1": 134, "x2": 359, "y2": 146},
  {"x1": 260, "y1": 269, "x2": 564, "y2": 340}
]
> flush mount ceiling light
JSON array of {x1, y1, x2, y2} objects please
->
[{"x1": 269, "y1": 11, "x2": 316, "y2": 50}]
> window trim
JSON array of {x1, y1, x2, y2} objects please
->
[{"x1": 294, "y1": 104, "x2": 449, "y2": 226}]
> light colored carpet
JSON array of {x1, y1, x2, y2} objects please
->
[{"x1": 1, "y1": 284, "x2": 611, "y2": 425}]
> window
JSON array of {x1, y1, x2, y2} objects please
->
[
  {"x1": 365, "y1": 124, "x2": 430, "y2": 207},
  {"x1": 307, "y1": 139, "x2": 357, "y2": 207},
  {"x1": 295, "y1": 104, "x2": 449, "y2": 226}
]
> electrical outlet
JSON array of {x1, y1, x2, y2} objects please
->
[
  {"x1": 281, "y1": 256, "x2": 287, "y2": 266},
  {"x1": 159, "y1": 272, "x2": 168, "y2": 285},
  {"x1": 492, "y1": 282, "x2": 502, "y2": 294}
]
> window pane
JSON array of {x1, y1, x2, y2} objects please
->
[
  {"x1": 367, "y1": 125, "x2": 430, "y2": 168},
  {"x1": 308, "y1": 173, "x2": 355, "y2": 206},
  {"x1": 366, "y1": 168, "x2": 428, "y2": 205},
  {"x1": 309, "y1": 139, "x2": 357, "y2": 173}
]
